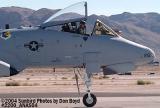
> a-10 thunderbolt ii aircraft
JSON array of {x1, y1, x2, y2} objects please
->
[{"x1": 0, "y1": 1, "x2": 156, "y2": 107}]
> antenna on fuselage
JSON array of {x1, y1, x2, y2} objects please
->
[{"x1": 5, "y1": 24, "x2": 10, "y2": 29}]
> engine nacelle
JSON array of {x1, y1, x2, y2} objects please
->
[
  {"x1": 103, "y1": 63, "x2": 136, "y2": 75},
  {"x1": 0, "y1": 61, "x2": 19, "y2": 77}
]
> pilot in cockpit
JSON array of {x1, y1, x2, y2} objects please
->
[
  {"x1": 77, "y1": 20, "x2": 86, "y2": 34},
  {"x1": 61, "y1": 23, "x2": 70, "y2": 32},
  {"x1": 70, "y1": 22, "x2": 77, "y2": 33}
]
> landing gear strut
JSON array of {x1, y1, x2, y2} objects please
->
[
  {"x1": 83, "y1": 73, "x2": 97, "y2": 107},
  {"x1": 74, "y1": 68, "x2": 97, "y2": 107}
]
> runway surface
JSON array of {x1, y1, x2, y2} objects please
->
[
  {"x1": 0, "y1": 92, "x2": 160, "y2": 108},
  {"x1": 0, "y1": 92, "x2": 160, "y2": 98}
]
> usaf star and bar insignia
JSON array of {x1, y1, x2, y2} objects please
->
[{"x1": 24, "y1": 41, "x2": 44, "y2": 51}]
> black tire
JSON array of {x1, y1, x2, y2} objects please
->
[{"x1": 83, "y1": 93, "x2": 97, "y2": 107}]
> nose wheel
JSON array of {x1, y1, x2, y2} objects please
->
[{"x1": 83, "y1": 93, "x2": 97, "y2": 107}]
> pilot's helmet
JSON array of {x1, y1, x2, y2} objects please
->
[
  {"x1": 71, "y1": 22, "x2": 76, "y2": 26},
  {"x1": 97, "y1": 22, "x2": 101, "y2": 26},
  {"x1": 64, "y1": 23, "x2": 68, "y2": 26}
]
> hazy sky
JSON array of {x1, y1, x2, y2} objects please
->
[{"x1": 1, "y1": 0, "x2": 160, "y2": 15}]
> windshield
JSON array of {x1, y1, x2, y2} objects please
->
[
  {"x1": 41, "y1": 2, "x2": 87, "y2": 28},
  {"x1": 92, "y1": 20, "x2": 119, "y2": 37}
]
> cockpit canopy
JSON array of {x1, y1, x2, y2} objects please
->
[
  {"x1": 40, "y1": 1, "x2": 119, "y2": 37},
  {"x1": 41, "y1": 1, "x2": 87, "y2": 28}
]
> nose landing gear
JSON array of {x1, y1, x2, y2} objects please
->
[
  {"x1": 74, "y1": 68, "x2": 97, "y2": 107},
  {"x1": 83, "y1": 73, "x2": 97, "y2": 107}
]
